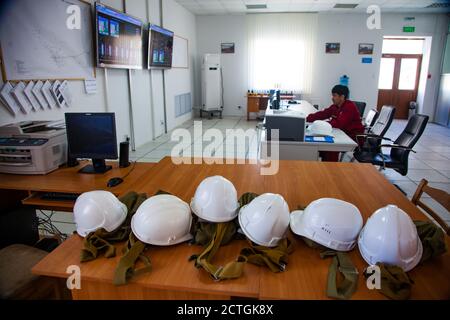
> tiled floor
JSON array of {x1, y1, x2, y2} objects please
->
[
  {"x1": 130, "y1": 117, "x2": 259, "y2": 163},
  {"x1": 130, "y1": 116, "x2": 450, "y2": 227}
]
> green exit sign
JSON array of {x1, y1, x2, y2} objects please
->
[{"x1": 403, "y1": 26, "x2": 415, "y2": 33}]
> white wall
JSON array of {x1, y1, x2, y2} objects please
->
[
  {"x1": 313, "y1": 12, "x2": 448, "y2": 119},
  {"x1": 196, "y1": 12, "x2": 449, "y2": 120},
  {"x1": 163, "y1": 0, "x2": 198, "y2": 129},
  {"x1": 197, "y1": 15, "x2": 248, "y2": 116},
  {"x1": 0, "y1": 0, "x2": 197, "y2": 147}
]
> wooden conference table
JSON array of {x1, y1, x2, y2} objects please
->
[{"x1": 5, "y1": 157, "x2": 448, "y2": 299}]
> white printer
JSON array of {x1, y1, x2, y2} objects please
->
[{"x1": 0, "y1": 121, "x2": 67, "y2": 175}]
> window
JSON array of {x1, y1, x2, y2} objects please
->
[
  {"x1": 398, "y1": 58, "x2": 419, "y2": 90},
  {"x1": 382, "y1": 39, "x2": 424, "y2": 54},
  {"x1": 378, "y1": 58, "x2": 395, "y2": 89},
  {"x1": 247, "y1": 13, "x2": 318, "y2": 94}
]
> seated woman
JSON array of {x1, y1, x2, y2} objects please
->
[{"x1": 306, "y1": 85, "x2": 364, "y2": 162}]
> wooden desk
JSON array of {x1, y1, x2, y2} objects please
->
[
  {"x1": 0, "y1": 161, "x2": 156, "y2": 212},
  {"x1": 260, "y1": 128, "x2": 357, "y2": 161},
  {"x1": 247, "y1": 94, "x2": 294, "y2": 121},
  {"x1": 31, "y1": 158, "x2": 450, "y2": 299},
  {"x1": 261, "y1": 101, "x2": 357, "y2": 161}
]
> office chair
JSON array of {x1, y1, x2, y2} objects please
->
[
  {"x1": 412, "y1": 179, "x2": 450, "y2": 235},
  {"x1": 353, "y1": 101, "x2": 367, "y2": 118},
  {"x1": 354, "y1": 114, "x2": 429, "y2": 176},
  {"x1": 363, "y1": 108, "x2": 379, "y2": 132},
  {"x1": 353, "y1": 105, "x2": 396, "y2": 160}
]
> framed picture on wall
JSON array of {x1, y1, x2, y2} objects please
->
[
  {"x1": 325, "y1": 43, "x2": 340, "y2": 54},
  {"x1": 221, "y1": 43, "x2": 235, "y2": 54},
  {"x1": 359, "y1": 43, "x2": 374, "y2": 55}
]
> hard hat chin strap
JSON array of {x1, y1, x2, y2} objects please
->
[
  {"x1": 414, "y1": 220, "x2": 447, "y2": 263},
  {"x1": 190, "y1": 222, "x2": 247, "y2": 281},
  {"x1": 320, "y1": 250, "x2": 359, "y2": 300},
  {"x1": 240, "y1": 238, "x2": 293, "y2": 273},
  {"x1": 363, "y1": 263, "x2": 413, "y2": 300},
  {"x1": 113, "y1": 233, "x2": 152, "y2": 286}
]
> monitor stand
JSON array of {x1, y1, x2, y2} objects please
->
[{"x1": 78, "y1": 159, "x2": 112, "y2": 174}]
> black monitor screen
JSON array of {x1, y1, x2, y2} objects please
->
[
  {"x1": 65, "y1": 113, "x2": 118, "y2": 160},
  {"x1": 95, "y1": 3, "x2": 143, "y2": 69},
  {"x1": 148, "y1": 24, "x2": 174, "y2": 69}
]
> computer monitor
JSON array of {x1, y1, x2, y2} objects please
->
[
  {"x1": 270, "y1": 90, "x2": 281, "y2": 109},
  {"x1": 65, "y1": 113, "x2": 118, "y2": 174}
]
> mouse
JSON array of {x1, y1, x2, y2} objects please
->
[{"x1": 107, "y1": 177, "x2": 124, "y2": 188}]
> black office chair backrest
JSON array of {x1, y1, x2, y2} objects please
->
[
  {"x1": 353, "y1": 101, "x2": 367, "y2": 118},
  {"x1": 391, "y1": 114, "x2": 429, "y2": 166},
  {"x1": 370, "y1": 105, "x2": 396, "y2": 137},
  {"x1": 364, "y1": 109, "x2": 378, "y2": 128}
]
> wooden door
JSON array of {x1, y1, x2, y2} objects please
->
[{"x1": 377, "y1": 54, "x2": 422, "y2": 119}]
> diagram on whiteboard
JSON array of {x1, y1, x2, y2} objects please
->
[{"x1": 0, "y1": 0, "x2": 95, "y2": 80}]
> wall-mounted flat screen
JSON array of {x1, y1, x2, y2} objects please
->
[
  {"x1": 148, "y1": 24, "x2": 174, "y2": 69},
  {"x1": 95, "y1": 2, "x2": 143, "y2": 69}
]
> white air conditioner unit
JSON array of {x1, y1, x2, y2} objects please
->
[{"x1": 201, "y1": 54, "x2": 222, "y2": 111}]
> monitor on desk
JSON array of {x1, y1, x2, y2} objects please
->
[
  {"x1": 65, "y1": 113, "x2": 118, "y2": 174},
  {"x1": 270, "y1": 90, "x2": 281, "y2": 110}
]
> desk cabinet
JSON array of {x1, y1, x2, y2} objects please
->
[{"x1": 247, "y1": 96, "x2": 267, "y2": 121}]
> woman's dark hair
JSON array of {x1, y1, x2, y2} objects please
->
[{"x1": 332, "y1": 85, "x2": 349, "y2": 99}]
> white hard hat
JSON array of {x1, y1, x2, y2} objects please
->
[
  {"x1": 238, "y1": 193, "x2": 290, "y2": 247},
  {"x1": 74, "y1": 190, "x2": 127, "y2": 237},
  {"x1": 132, "y1": 194, "x2": 193, "y2": 246},
  {"x1": 308, "y1": 120, "x2": 333, "y2": 136},
  {"x1": 191, "y1": 176, "x2": 239, "y2": 223},
  {"x1": 358, "y1": 205, "x2": 423, "y2": 272},
  {"x1": 290, "y1": 198, "x2": 363, "y2": 251}
]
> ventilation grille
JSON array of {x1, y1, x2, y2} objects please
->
[
  {"x1": 426, "y1": 2, "x2": 450, "y2": 8},
  {"x1": 333, "y1": 3, "x2": 359, "y2": 9},
  {"x1": 246, "y1": 4, "x2": 267, "y2": 10},
  {"x1": 175, "y1": 93, "x2": 192, "y2": 118}
]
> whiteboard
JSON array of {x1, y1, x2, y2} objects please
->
[
  {"x1": 0, "y1": 0, "x2": 95, "y2": 81},
  {"x1": 172, "y1": 35, "x2": 189, "y2": 69}
]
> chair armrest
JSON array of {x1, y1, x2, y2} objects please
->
[
  {"x1": 356, "y1": 134, "x2": 392, "y2": 140},
  {"x1": 356, "y1": 133, "x2": 377, "y2": 139},
  {"x1": 379, "y1": 144, "x2": 417, "y2": 153},
  {"x1": 355, "y1": 134, "x2": 378, "y2": 146}
]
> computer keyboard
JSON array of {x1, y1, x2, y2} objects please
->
[{"x1": 40, "y1": 192, "x2": 80, "y2": 201}]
